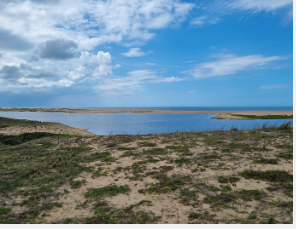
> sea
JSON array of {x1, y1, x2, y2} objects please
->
[{"x1": 0, "y1": 107, "x2": 293, "y2": 135}]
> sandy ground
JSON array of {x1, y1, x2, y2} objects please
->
[
  {"x1": 0, "y1": 122, "x2": 95, "y2": 136},
  {"x1": 31, "y1": 132, "x2": 294, "y2": 223},
  {"x1": 0, "y1": 117, "x2": 293, "y2": 224}
]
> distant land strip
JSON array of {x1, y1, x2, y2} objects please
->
[{"x1": 0, "y1": 108, "x2": 293, "y2": 120}]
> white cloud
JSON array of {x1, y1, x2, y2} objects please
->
[
  {"x1": 121, "y1": 48, "x2": 146, "y2": 57},
  {"x1": 0, "y1": 0, "x2": 194, "y2": 53},
  {"x1": 213, "y1": 0, "x2": 293, "y2": 21},
  {"x1": 62, "y1": 51, "x2": 112, "y2": 82},
  {"x1": 0, "y1": 0, "x2": 195, "y2": 93},
  {"x1": 209, "y1": 0, "x2": 293, "y2": 22},
  {"x1": 146, "y1": 63, "x2": 156, "y2": 65},
  {"x1": 190, "y1": 16, "x2": 220, "y2": 27},
  {"x1": 0, "y1": 76, "x2": 74, "y2": 93},
  {"x1": 78, "y1": 51, "x2": 112, "y2": 78},
  {"x1": 95, "y1": 70, "x2": 156, "y2": 94},
  {"x1": 94, "y1": 70, "x2": 184, "y2": 95},
  {"x1": 260, "y1": 84, "x2": 292, "y2": 89},
  {"x1": 17, "y1": 78, "x2": 73, "y2": 88},
  {"x1": 189, "y1": 0, "x2": 292, "y2": 28},
  {"x1": 226, "y1": 0, "x2": 293, "y2": 12},
  {"x1": 113, "y1": 64, "x2": 121, "y2": 69},
  {"x1": 186, "y1": 54, "x2": 287, "y2": 78},
  {"x1": 152, "y1": 77, "x2": 184, "y2": 83},
  {"x1": 188, "y1": 90, "x2": 196, "y2": 93},
  {"x1": 0, "y1": 51, "x2": 112, "y2": 92}
]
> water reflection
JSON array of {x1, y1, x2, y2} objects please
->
[{"x1": 0, "y1": 111, "x2": 292, "y2": 135}]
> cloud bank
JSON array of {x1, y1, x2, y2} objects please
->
[
  {"x1": 0, "y1": 0, "x2": 194, "y2": 92},
  {"x1": 0, "y1": 0, "x2": 194, "y2": 51},
  {"x1": 0, "y1": 51, "x2": 112, "y2": 92}
]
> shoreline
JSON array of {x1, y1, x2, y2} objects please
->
[{"x1": 0, "y1": 107, "x2": 293, "y2": 118}]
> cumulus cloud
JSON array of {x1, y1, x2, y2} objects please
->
[
  {"x1": 186, "y1": 54, "x2": 288, "y2": 78},
  {"x1": 0, "y1": 51, "x2": 112, "y2": 92},
  {"x1": 33, "y1": 39, "x2": 78, "y2": 61},
  {"x1": 0, "y1": 65, "x2": 20, "y2": 80},
  {"x1": 260, "y1": 84, "x2": 292, "y2": 89},
  {"x1": 68, "y1": 51, "x2": 112, "y2": 81},
  {"x1": 0, "y1": 64, "x2": 57, "y2": 81},
  {"x1": 0, "y1": 0, "x2": 195, "y2": 94},
  {"x1": 121, "y1": 48, "x2": 146, "y2": 57},
  {"x1": 0, "y1": 62, "x2": 72, "y2": 92},
  {"x1": 0, "y1": 28, "x2": 33, "y2": 51}
]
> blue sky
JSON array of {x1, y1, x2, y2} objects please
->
[{"x1": 0, "y1": 0, "x2": 293, "y2": 107}]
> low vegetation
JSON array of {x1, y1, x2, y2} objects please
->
[
  {"x1": 0, "y1": 117, "x2": 293, "y2": 224},
  {"x1": 231, "y1": 114, "x2": 293, "y2": 119},
  {"x1": 84, "y1": 185, "x2": 130, "y2": 198}
]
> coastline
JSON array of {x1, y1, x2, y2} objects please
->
[{"x1": 0, "y1": 108, "x2": 293, "y2": 120}]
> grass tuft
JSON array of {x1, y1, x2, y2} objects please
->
[
  {"x1": 253, "y1": 158, "x2": 278, "y2": 164},
  {"x1": 240, "y1": 170, "x2": 292, "y2": 182}
]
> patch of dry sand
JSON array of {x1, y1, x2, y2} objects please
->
[{"x1": 0, "y1": 123, "x2": 94, "y2": 136}]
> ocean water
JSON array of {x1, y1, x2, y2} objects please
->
[{"x1": 0, "y1": 111, "x2": 292, "y2": 135}]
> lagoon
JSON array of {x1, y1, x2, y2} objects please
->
[{"x1": 0, "y1": 111, "x2": 293, "y2": 135}]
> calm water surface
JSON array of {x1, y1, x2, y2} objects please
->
[
  {"x1": 0, "y1": 111, "x2": 292, "y2": 135},
  {"x1": 69, "y1": 106, "x2": 293, "y2": 111}
]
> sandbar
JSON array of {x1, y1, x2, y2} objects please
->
[{"x1": 0, "y1": 107, "x2": 293, "y2": 120}]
